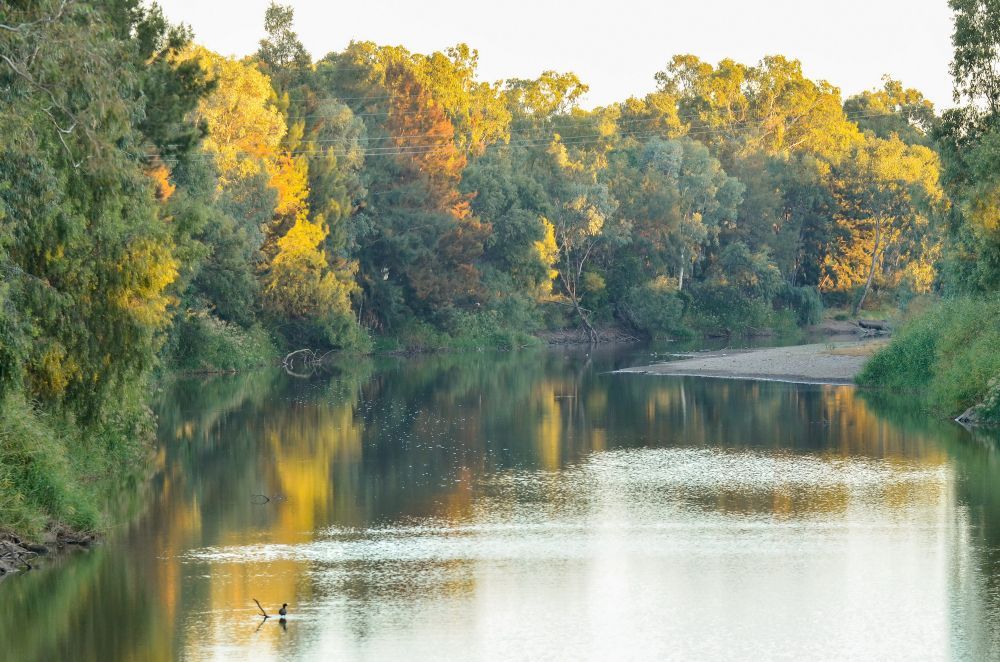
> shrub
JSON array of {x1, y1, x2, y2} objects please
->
[
  {"x1": 0, "y1": 389, "x2": 154, "y2": 539},
  {"x1": 277, "y1": 311, "x2": 372, "y2": 354},
  {"x1": 171, "y1": 312, "x2": 279, "y2": 372},
  {"x1": 688, "y1": 282, "x2": 774, "y2": 335},
  {"x1": 775, "y1": 284, "x2": 824, "y2": 326},
  {"x1": 621, "y1": 277, "x2": 687, "y2": 338},
  {"x1": 447, "y1": 310, "x2": 540, "y2": 350},
  {"x1": 858, "y1": 296, "x2": 1000, "y2": 419},
  {"x1": 381, "y1": 310, "x2": 541, "y2": 353}
]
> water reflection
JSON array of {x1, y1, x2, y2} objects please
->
[{"x1": 3, "y1": 347, "x2": 1000, "y2": 660}]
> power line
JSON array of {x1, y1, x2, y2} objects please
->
[{"x1": 146, "y1": 108, "x2": 919, "y2": 164}]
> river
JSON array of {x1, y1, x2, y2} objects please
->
[{"x1": 3, "y1": 344, "x2": 1000, "y2": 661}]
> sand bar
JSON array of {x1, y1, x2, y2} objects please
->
[{"x1": 617, "y1": 341, "x2": 885, "y2": 385}]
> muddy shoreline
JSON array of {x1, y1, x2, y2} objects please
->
[{"x1": 0, "y1": 528, "x2": 96, "y2": 580}]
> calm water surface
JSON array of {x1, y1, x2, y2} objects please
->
[{"x1": 4, "y1": 345, "x2": 1000, "y2": 661}]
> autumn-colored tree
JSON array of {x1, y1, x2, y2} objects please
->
[
  {"x1": 823, "y1": 135, "x2": 944, "y2": 312},
  {"x1": 186, "y1": 47, "x2": 286, "y2": 188}
]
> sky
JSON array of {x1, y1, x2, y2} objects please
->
[{"x1": 157, "y1": 0, "x2": 957, "y2": 110}]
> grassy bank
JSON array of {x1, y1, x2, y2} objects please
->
[
  {"x1": 857, "y1": 296, "x2": 1000, "y2": 423},
  {"x1": 0, "y1": 390, "x2": 154, "y2": 542}
]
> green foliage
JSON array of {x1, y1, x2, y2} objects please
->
[
  {"x1": 0, "y1": 389, "x2": 154, "y2": 539},
  {"x1": 1, "y1": 1, "x2": 179, "y2": 421},
  {"x1": 169, "y1": 313, "x2": 278, "y2": 372},
  {"x1": 0, "y1": 0, "x2": 199, "y2": 537},
  {"x1": 382, "y1": 311, "x2": 540, "y2": 354},
  {"x1": 975, "y1": 377, "x2": 1000, "y2": 424},
  {"x1": 688, "y1": 242, "x2": 784, "y2": 334},
  {"x1": 775, "y1": 284, "x2": 824, "y2": 326},
  {"x1": 444, "y1": 310, "x2": 541, "y2": 351},
  {"x1": 843, "y1": 78, "x2": 936, "y2": 145},
  {"x1": 858, "y1": 297, "x2": 1000, "y2": 418},
  {"x1": 0, "y1": 396, "x2": 97, "y2": 536},
  {"x1": 688, "y1": 285, "x2": 776, "y2": 335},
  {"x1": 277, "y1": 309, "x2": 373, "y2": 354},
  {"x1": 620, "y1": 278, "x2": 688, "y2": 339}
]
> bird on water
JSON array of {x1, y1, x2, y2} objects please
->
[{"x1": 279, "y1": 603, "x2": 288, "y2": 619}]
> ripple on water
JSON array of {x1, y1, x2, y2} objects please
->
[{"x1": 184, "y1": 447, "x2": 950, "y2": 567}]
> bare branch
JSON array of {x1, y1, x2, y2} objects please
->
[
  {"x1": 253, "y1": 599, "x2": 270, "y2": 618},
  {"x1": 0, "y1": 0, "x2": 70, "y2": 33},
  {"x1": 0, "y1": 52, "x2": 82, "y2": 167}
]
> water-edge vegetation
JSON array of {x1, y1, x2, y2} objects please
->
[
  {"x1": 857, "y1": 1, "x2": 1000, "y2": 422},
  {"x1": 0, "y1": 0, "x2": 994, "y2": 552}
]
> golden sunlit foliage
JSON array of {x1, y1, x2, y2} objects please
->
[
  {"x1": 262, "y1": 217, "x2": 356, "y2": 322},
  {"x1": 185, "y1": 46, "x2": 286, "y2": 187},
  {"x1": 822, "y1": 135, "x2": 944, "y2": 309}
]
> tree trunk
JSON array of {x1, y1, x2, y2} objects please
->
[
  {"x1": 572, "y1": 297, "x2": 599, "y2": 343},
  {"x1": 559, "y1": 255, "x2": 600, "y2": 344},
  {"x1": 853, "y1": 219, "x2": 882, "y2": 317}
]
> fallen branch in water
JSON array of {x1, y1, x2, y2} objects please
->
[{"x1": 253, "y1": 598, "x2": 269, "y2": 618}]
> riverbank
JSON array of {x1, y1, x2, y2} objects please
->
[
  {"x1": 857, "y1": 296, "x2": 1000, "y2": 425},
  {"x1": 0, "y1": 528, "x2": 96, "y2": 579},
  {"x1": 618, "y1": 341, "x2": 887, "y2": 385}
]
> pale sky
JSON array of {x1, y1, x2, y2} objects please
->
[{"x1": 157, "y1": 0, "x2": 957, "y2": 110}]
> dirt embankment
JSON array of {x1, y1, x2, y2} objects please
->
[{"x1": 617, "y1": 341, "x2": 887, "y2": 385}]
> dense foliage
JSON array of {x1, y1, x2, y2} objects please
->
[
  {"x1": 0, "y1": 0, "x2": 972, "y2": 535},
  {"x1": 860, "y1": 0, "x2": 1000, "y2": 419}
]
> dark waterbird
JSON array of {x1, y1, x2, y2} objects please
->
[{"x1": 253, "y1": 598, "x2": 289, "y2": 620}]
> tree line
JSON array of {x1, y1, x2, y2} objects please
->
[{"x1": 1, "y1": 0, "x2": 992, "y2": 531}]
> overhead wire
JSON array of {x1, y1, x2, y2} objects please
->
[{"x1": 145, "y1": 107, "x2": 920, "y2": 165}]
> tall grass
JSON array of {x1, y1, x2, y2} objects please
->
[
  {"x1": 857, "y1": 296, "x2": 1000, "y2": 422},
  {"x1": 0, "y1": 387, "x2": 154, "y2": 540}
]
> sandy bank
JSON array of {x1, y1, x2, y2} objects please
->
[{"x1": 617, "y1": 341, "x2": 886, "y2": 385}]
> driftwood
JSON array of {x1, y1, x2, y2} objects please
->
[
  {"x1": 856, "y1": 319, "x2": 892, "y2": 336},
  {"x1": 857, "y1": 319, "x2": 891, "y2": 331},
  {"x1": 281, "y1": 348, "x2": 334, "y2": 376},
  {"x1": 253, "y1": 598, "x2": 270, "y2": 618}
]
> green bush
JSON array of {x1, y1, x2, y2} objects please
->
[
  {"x1": 171, "y1": 312, "x2": 279, "y2": 372},
  {"x1": 381, "y1": 310, "x2": 541, "y2": 353},
  {"x1": 391, "y1": 319, "x2": 451, "y2": 352},
  {"x1": 276, "y1": 311, "x2": 372, "y2": 355},
  {"x1": 621, "y1": 278, "x2": 687, "y2": 338},
  {"x1": 687, "y1": 242, "x2": 786, "y2": 336},
  {"x1": 446, "y1": 310, "x2": 540, "y2": 350},
  {"x1": 978, "y1": 378, "x2": 1000, "y2": 424},
  {"x1": 858, "y1": 296, "x2": 1000, "y2": 419},
  {"x1": 775, "y1": 284, "x2": 824, "y2": 326},
  {"x1": 688, "y1": 283, "x2": 775, "y2": 335}
]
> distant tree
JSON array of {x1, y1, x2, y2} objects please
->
[{"x1": 257, "y1": 2, "x2": 310, "y2": 74}]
